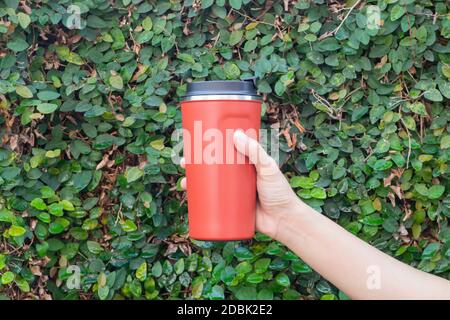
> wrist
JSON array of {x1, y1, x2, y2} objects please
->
[{"x1": 272, "y1": 196, "x2": 310, "y2": 243}]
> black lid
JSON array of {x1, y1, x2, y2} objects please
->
[{"x1": 184, "y1": 79, "x2": 258, "y2": 97}]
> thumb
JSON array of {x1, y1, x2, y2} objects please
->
[{"x1": 233, "y1": 130, "x2": 278, "y2": 176}]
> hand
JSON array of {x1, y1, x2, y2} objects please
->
[{"x1": 179, "y1": 130, "x2": 301, "y2": 240}]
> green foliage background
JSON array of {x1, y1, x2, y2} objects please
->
[{"x1": 0, "y1": 0, "x2": 449, "y2": 300}]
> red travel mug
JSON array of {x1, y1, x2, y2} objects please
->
[{"x1": 181, "y1": 80, "x2": 261, "y2": 240}]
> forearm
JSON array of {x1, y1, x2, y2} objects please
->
[{"x1": 275, "y1": 199, "x2": 450, "y2": 300}]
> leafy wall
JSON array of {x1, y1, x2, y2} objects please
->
[{"x1": 0, "y1": 0, "x2": 449, "y2": 300}]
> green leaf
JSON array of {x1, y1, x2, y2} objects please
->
[
  {"x1": 373, "y1": 159, "x2": 393, "y2": 171},
  {"x1": 177, "y1": 53, "x2": 195, "y2": 64},
  {"x1": 87, "y1": 15, "x2": 107, "y2": 28},
  {"x1": 235, "y1": 261, "x2": 252, "y2": 275},
  {"x1": 254, "y1": 258, "x2": 270, "y2": 273},
  {"x1": 37, "y1": 213, "x2": 51, "y2": 223},
  {"x1": 403, "y1": 116, "x2": 416, "y2": 130},
  {"x1": 37, "y1": 90, "x2": 60, "y2": 100},
  {"x1": 150, "y1": 139, "x2": 164, "y2": 151},
  {"x1": 246, "y1": 273, "x2": 264, "y2": 284},
  {"x1": 49, "y1": 222, "x2": 65, "y2": 234},
  {"x1": 305, "y1": 34, "x2": 317, "y2": 42},
  {"x1": 235, "y1": 286, "x2": 257, "y2": 300},
  {"x1": 229, "y1": 0, "x2": 242, "y2": 10},
  {"x1": 229, "y1": 30, "x2": 243, "y2": 46},
  {"x1": 111, "y1": 28, "x2": 125, "y2": 50},
  {"x1": 406, "y1": 102, "x2": 427, "y2": 116},
  {"x1": 87, "y1": 241, "x2": 104, "y2": 255},
  {"x1": 209, "y1": 285, "x2": 224, "y2": 300},
  {"x1": 0, "y1": 209, "x2": 14, "y2": 223},
  {"x1": 220, "y1": 266, "x2": 235, "y2": 284},
  {"x1": 136, "y1": 31, "x2": 153, "y2": 45},
  {"x1": 332, "y1": 166, "x2": 346, "y2": 180},
  {"x1": 31, "y1": 198, "x2": 47, "y2": 210},
  {"x1": 152, "y1": 261, "x2": 163, "y2": 277},
  {"x1": 360, "y1": 199, "x2": 375, "y2": 215},
  {"x1": 17, "y1": 12, "x2": 31, "y2": 29},
  {"x1": 390, "y1": 5, "x2": 406, "y2": 21},
  {"x1": 317, "y1": 38, "x2": 340, "y2": 51},
  {"x1": 45, "y1": 149, "x2": 61, "y2": 158},
  {"x1": 15, "y1": 85, "x2": 33, "y2": 98},
  {"x1": 421, "y1": 243, "x2": 440, "y2": 259},
  {"x1": 440, "y1": 135, "x2": 450, "y2": 149},
  {"x1": 142, "y1": 16, "x2": 153, "y2": 31},
  {"x1": 60, "y1": 200, "x2": 75, "y2": 211},
  {"x1": 311, "y1": 187, "x2": 327, "y2": 199},
  {"x1": 275, "y1": 273, "x2": 290, "y2": 287},
  {"x1": 201, "y1": 0, "x2": 214, "y2": 9},
  {"x1": 362, "y1": 214, "x2": 384, "y2": 226},
  {"x1": 40, "y1": 186, "x2": 55, "y2": 199},
  {"x1": 66, "y1": 52, "x2": 85, "y2": 65},
  {"x1": 290, "y1": 176, "x2": 315, "y2": 189},
  {"x1": 191, "y1": 277, "x2": 203, "y2": 298},
  {"x1": 174, "y1": 258, "x2": 185, "y2": 275},
  {"x1": 414, "y1": 184, "x2": 428, "y2": 197},
  {"x1": 0, "y1": 254, "x2": 5, "y2": 269},
  {"x1": 7, "y1": 38, "x2": 29, "y2": 52},
  {"x1": 257, "y1": 80, "x2": 271, "y2": 93},
  {"x1": 223, "y1": 61, "x2": 240, "y2": 80},
  {"x1": 136, "y1": 262, "x2": 147, "y2": 281},
  {"x1": 291, "y1": 261, "x2": 312, "y2": 273},
  {"x1": 8, "y1": 225, "x2": 26, "y2": 237},
  {"x1": 37, "y1": 103, "x2": 58, "y2": 114},
  {"x1": 48, "y1": 203, "x2": 64, "y2": 216},
  {"x1": 257, "y1": 288, "x2": 274, "y2": 300},
  {"x1": 1, "y1": 271, "x2": 15, "y2": 285},
  {"x1": 15, "y1": 277, "x2": 30, "y2": 292},
  {"x1": 243, "y1": 39, "x2": 258, "y2": 52},
  {"x1": 438, "y1": 80, "x2": 450, "y2": 99},
  {"x1": 428, "y1": 185, "x2": 445, "y2": 199},
  {"x1": 126, "y1": 167, "x2": 144, "y2": 183},
  {"x1": 424, "y1": 88, "x2": 443, "y2": 102},
  {"x1": 73, "y1": 171, "x2": 93, "y2": 192},
  {"x1": 121, "y1": 219, "x2": 137, "y2": 232},
  {"x1": 98, "y1": 285, "x2": 109, "y2": 300},
  {"x1": 109, "y1": 74, "x2": 124, "y2": 90},
  {"x1": 161, "y1": 36, "x2": 175, "y2": 53},
  {"x1": 274, "y1": 80, "x2": 286, "y2": 96}
]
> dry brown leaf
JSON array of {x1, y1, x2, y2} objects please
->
[
  {"x1": 402, "y1": 207, "x2": 413, "y2": 221},
  {"x1": 30, "y1": 266, "x2": 42, "y2": 276},
  {"x1": 375, "y1": 55, "x2": 388, "y2": 69},
  {"x1": 9, "y1": 134, "x2": 18, "y2": 151},
  {"x1": 164, "y1": 243, "x2": 178, "y2": 256},
  {"x1": 390, "y1": 185, "x2": 403, "y2": 200},
  {"x1": 387, "y1": 192, "x2": 396, "y2": 207},
  {"x1": 292, "y1": 118, "x2": 306, "y2": 133},
  {"x1": 282, "y1": 128, "x2": 293, "y2": 148}
]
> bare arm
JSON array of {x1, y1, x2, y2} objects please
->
[
  {"x1": 276, "y1": 199, "x2": 450, "y2": 300},
  {"x1": 231, "y1": 130, "x2": 450, "y2": 300}
]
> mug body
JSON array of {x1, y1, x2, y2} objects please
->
[{"x1": 181, "y1": 91, "x2": 261, "y2": 241}]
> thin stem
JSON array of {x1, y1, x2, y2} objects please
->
[{"x1": 331, "y1": 0, "x2": 361, "y2": 35}]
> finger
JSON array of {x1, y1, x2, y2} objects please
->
[
  {"x1": 180, "y1": 157, "x2": 186, "y2": 169},
  {"x1": 255, "y1": 203, "x2": 273, "y2": 238},
  {"x1": 181, "y1": 177, "x2": 187, "y2": 190},
  {"x1": 233, "y1": 130, "x2": 279, "y2": 176}
]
